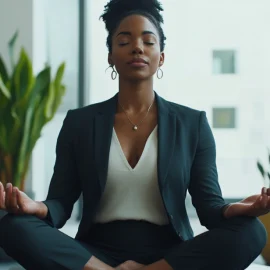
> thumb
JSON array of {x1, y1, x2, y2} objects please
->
[{"x1": 16, "y1": 188, "x2": 26, "y2": 212}]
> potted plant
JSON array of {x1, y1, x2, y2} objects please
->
[
  {"x1": 0, "y1": 31, "x2": 66, "y2": 195},
  {"x1": 257, "y1": 148, "x2": 270, "y2": 265}
]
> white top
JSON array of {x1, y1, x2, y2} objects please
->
[{"x1": 93, "y1": 126, "x2": 169, "y2": 225}]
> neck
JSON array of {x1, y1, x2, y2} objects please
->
[{"x1": 118, "y1": 78, "x2": 155, "y2": 113}]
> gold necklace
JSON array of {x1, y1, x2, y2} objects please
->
[{"x1": 119, "y1": 99, "x2": 155, "y2": 131}]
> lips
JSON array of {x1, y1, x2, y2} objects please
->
[{"x1": 127, "y1": 58, "x2": 148, "y2": 65}]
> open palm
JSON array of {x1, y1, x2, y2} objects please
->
[
  {"x1": 0, "y1": 182, "x2": 38, "y2": 215},
  {"x1": 240, "y1": 187, "x2": 270, "y2": 217}
]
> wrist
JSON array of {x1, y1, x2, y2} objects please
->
[
  {"x1": 35, "y1": 202, "x2": 48, "y2": 219},
  {"x1": 223, "y1": 202, "x2": 248, "y2": 218},
  {"x1": 223, "y1": 203, "x2": 234, "y2": 218}
]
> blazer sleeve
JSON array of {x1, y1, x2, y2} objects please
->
[
  {"x1": 188, "y1": 111, "x2": 230, "y2": 230},
  {"x1": 42, "y1": 110, "x2": 81, "y2": 228}
]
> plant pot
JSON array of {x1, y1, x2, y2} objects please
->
[{"x1": 259, "y1": 213, "x2": 270, "y2": 265}]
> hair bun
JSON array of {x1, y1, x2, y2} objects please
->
[{"x1": 101, "y1": 0, "x2": 164, "y2": 31}]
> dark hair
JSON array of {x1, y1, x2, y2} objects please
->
[{"x1": 100, "y1": 0, "x2": 166, "y2": 53}]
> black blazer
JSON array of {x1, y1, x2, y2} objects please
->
[{"x1": 43, "y1": 92, "x2": 229, "y2": 241}]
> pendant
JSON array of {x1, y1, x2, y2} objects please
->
[{"x1": 133, "y1": 126, "x2": 138, "y2": 131}]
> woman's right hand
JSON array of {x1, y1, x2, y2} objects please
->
[{"x1": 0, "y1": 182, "x2": 41, "y2": 215}]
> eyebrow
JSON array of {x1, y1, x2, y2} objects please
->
[{"x1": 116, "y1": 31, "x2": 157, "y2": 37}]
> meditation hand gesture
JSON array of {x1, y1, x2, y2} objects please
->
[
  {"x1": 225, "y1": 187, "x2": 270, "y2": 218},
  {"x1": 0, "y1": 182, "x2": 41, "y2": 216},
  {"x1": 240, "y1": 187, "x2": 270, "y2": 217}
]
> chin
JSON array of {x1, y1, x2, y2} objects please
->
[{"x1": 124, "y1": 72, "x2": 153, "y2": 81}]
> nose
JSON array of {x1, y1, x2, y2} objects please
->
[{"x1": 132, "y1": 40, "x2": 144, "y2": 55}]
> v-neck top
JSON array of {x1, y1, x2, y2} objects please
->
[{"x1": 93, "y1": 126, "x2": 169, "y2": 225}]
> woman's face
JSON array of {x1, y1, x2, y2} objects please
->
[{"x1": 109, "y1": 15, "x2": 164, "y2": 81}]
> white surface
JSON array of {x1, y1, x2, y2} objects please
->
[{"x1": 246, "y1": 266, "x2": 269, "y2": 269}]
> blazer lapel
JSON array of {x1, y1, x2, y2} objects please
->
[
  {"x1": 156, "y1": 94, "x2": 176, "y2": 190},
  {"x1": 93, "y1": 92, "x2": 176, "y2": 194},
  {"x1": 94, "y1": 95, "x2": 117, "y2": 193}
]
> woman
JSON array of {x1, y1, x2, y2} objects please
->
[{"x1": 0, "y1": 0, "x2": 269, "y2": 269}]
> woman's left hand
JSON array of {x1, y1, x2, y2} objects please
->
[{"x1": 239, "y1": 187, "x2": 270, "y2": 217}]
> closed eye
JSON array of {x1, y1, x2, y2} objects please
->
[{"x1": 118, "y1": 42, "x2": 155, "y2": 47}]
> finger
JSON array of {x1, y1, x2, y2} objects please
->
[
  {"x1": 0, "y1": 182, "x2": 6, "y2": 210},
  {"x1": 261, "y1": 187, "x2": 268, "y2": 199},
  {"x1": 261, "y1": 191, "x2": 268, "y2": 208},
  {"x1": 16, "y1": 188, "x2": 25, "y2": 212},
  {"x1": 257, "y1": 195, "x2": 265, "y2": 209},
  {"x1": 10, "y1": 187, "x2": 19, "y2": 213},
  {"x1": 261, "y1": 187, "x2": 267, "y2": 196},
  {"x1": 5, "y1": 183, "x2": 13, "y2": 211},
  {"x1": 266, "y1": 197, "x2": 270, "y2": 210},
  {"x1": 6, "y1": 184, "x2": 18, "y2": 213}
]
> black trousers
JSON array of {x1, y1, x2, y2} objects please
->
[{"x1": 0, "y1": 214, "x2": 267, "y2": 270}]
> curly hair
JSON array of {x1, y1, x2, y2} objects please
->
[{"x1": 100, "y1": 0, "x2": 166, "y2": 53}]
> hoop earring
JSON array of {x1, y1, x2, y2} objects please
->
[
  {"x1": 111, "y1": 66, "x2": 117, "y2": 80},
  {"x1": 157, "y1": 68, "x2": 163, "y2": 79}
]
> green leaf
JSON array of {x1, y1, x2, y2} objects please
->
[
  {"x1": 13, "y1": 48, "x2": 34, "y2": 102},
  {"x1": 18, "y1": 67, "x2": 51, "y2": 161},
  {"x1": 0, "y1": 75, "x2": 11, "y2": 112},
  {"x1": 45, "y1": 83, "x2": 55, "y2": 120},
  {"x1": 268, "y1": 172, "x2": 270, "y2": 181},
  {"x1": 12, "y1": 63, "x2": 49, "y2": 185},
  {"x1": 29, "y1": 67, "x2": 51, "y2": 108},
  {"x1": 54, "y1": 63, "x2": 65, "y2": 90},
  {"x1": 0, "y1": 75, "x2": 11, "y2": 99},
  {"x1": 5, "y1": 49, "x2": 34, "y2": 155},
  {"x1": 0, "y1": 56, "x2": 9, "y2": 83},
  {"x1": 8, "y1": 31, "x2": 18, "y2": 70},
  {"x1": 257, "y1": 161, "x2": 265, "y2": 179},
  {"x1": 0, "y1": 33, "x2": 66, "y2": 190},
  {"x1": 16, "y1": 106, "x2": 34, "y2": 186},
  {"x1": 45, "y1": 63, "x2": 65, "y2": 119},
  {"x1": 27, "y1": 100, "x2": 46, "y2": 154},
  {"x1": 52, "y1": 84, "x2": 66, "y2": 115},
  {"x1": 0, "y1": 125, "x2": 8, "y2": 151},
  {"x1": 8, "y1": 109, "x2": 21, "y2": 154}
]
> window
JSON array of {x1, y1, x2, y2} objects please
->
[
  {"x1": 212, "y1": 107, "x2": 236, "y2": 128},
  {"x1": 213, "y1": 50, "x2": 236, "y2": 74}
]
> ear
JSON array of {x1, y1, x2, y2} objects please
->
[
  {"x1": 108, "y1": 53, "x2": 114, "y2": 67},
  {"x1": 159, "y1": 52, "x2": 165, "y2": 67}
]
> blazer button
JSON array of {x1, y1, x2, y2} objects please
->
[{"x1": 170, "y1": 214, "x2": 174, "y2": 220}]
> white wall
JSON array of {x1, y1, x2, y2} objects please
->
[
  {"x1": 87, "y1": 0, "x2": 270, "y2": 198},
  {"x1": 33, "y1": 0, "x2": 79, "y2": 112},
  {"x1": 31, "y1": 0, "x2": 79, "y2": 202},
  {"x1": 0, "y1": 0, "x2": 33, "y2": 68},
  {"x1": 86, "y1": 0, "x2": 119, "y2": 104}
]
